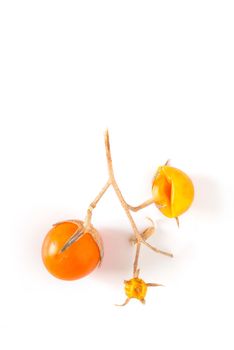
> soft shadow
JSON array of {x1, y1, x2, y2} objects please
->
[
  {"x1": 192, "y1": 176, "x2": 222, "y2": 216},
  {"x1": 94, "y1": 224, "x2": 182, "y2": 285},
  {"x1": 95, "y1": 227, "x2": 132, "y2": 281}
]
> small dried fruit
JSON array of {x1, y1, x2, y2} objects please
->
[{"x1": 124, "y1": 277, "x2": 148, "y2": 302}]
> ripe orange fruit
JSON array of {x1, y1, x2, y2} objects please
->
[
  {"x1": 42, "y1": 220, "x2": 103, "y2": 280},
  {"x1": 152, "y1": 165, "x2": 194, "y2": 218}
]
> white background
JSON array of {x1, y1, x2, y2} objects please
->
[{"x1": 0, "y1": 1, "x2": 234, "y2": 349}]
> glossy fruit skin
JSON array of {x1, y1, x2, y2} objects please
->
[
  {"x1": 152, "y1": 165, "x2": 194, "y2": 218},
  {"x1": 124, "y1": 278, "x2": 147, "y2": 301},
  {"x1": 42, "y1": 221, "x2": 101, "y2": 280}
]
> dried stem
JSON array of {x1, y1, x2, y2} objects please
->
[
  {"x1": 127, "y1": 198, "x2": 155, "y2": 212},
  {"x1": 104, "y1": 130, "x2": 173, "y2": 274},
  {"x1": 143, "y1": 240, "x2": 173, "y2": 258},
  {"x1": 84, "y1": 180, "x2": 111, "y2": 229},
  {"x1": 133, "y1": 242, "x2": 141, "y2": 277},
  {"x1": 104, "y1": 131, "x2": 142, "y2": 242},
  {"x1": 60, "y1": 130, "x2": 173, "y2": 273},
  {"x1": 104, "y1": 130, "x2": 143, "y2": 275},
  {"x1": 115, "y1": 298, "x2": 130, "y2": 307}
]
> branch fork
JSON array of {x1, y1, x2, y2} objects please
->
[{"x1": 60, "y1": 130, "x2": 173, "y2": 302}]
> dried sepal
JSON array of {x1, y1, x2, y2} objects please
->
[
  {"x1": 130, "y1": 217, "x2": 155, "y2": 244},
  {"x1": 116, "y1": 276, "x2": 163, "y2": 306},
  {"x1": 55, "y1": 219, "x2": 104, "y2": 263},
  {"x1": 88, "y1": 224, "x2": 104, "y2": 264}
]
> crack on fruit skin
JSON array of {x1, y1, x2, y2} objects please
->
[
  {"x1": 57, "y1": 220, "x2": 104, "y2": 262},
  {"x1": 152, "y1": 165, "x2": 194, "y2": 218},
  {"x1": 42, "y1": 221, "x2": 102, "y2": 280}
]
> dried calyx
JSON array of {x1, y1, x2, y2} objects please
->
[{"x1": 58, "y1": 220, "x2": 104, "y2": 263}]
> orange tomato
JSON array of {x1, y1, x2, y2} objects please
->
[
  {"x1": 42, "y1": 221, "x2": 102, "y2": 280},
  {"x1": 152, "y1": 165, "x2": 194, "y2": 218}
]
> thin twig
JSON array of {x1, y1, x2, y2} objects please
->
[
  {"x1": 83, "y1": 180, "x2": 111, "y2": 229},
  {"x1": 142, "y1": 240, "x2": 173, "y2": 258},
  {"x1": 60, "y1": 130, "x2": 173, "y2": 272},
  {"x1": 104, "y1": 130, "x2": 144, "y2": 275},
  {"x1": 104, "y1": 130, "x2": 173, "y2": 275},
  {"x1": 60, "y1": 181, "x2": 110, "y2": 253},
  {"x1": 104, "y1": 130, "x2": 142, "y2": 244},
  {"x1": 133, "y1": 242, "x2": 141, "y2": 277},
  {"x1": 128, "y1": 198, "x2": 155, "y2": 212}
]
